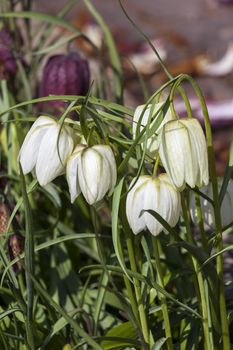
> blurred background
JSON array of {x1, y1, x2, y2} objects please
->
[
  {"x1": 34, "y1": 0, "x2": 233, "y2": 97},
  {"x1": 32, "y1": 0, "x2": 233, "y2": 177}
]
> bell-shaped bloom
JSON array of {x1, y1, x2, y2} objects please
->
[
  {"x1": 190, "y1": 179, "x2": 233, "y2": 229},
  {"x1": 126, "y1": 174, "x2": 181, "y2": 236},
  {"x1": 19, "y1": 116, "x2": 74, "y2": 186},
  {"x1": 66, "y1": 145, "x2": 117, "y2": 205},
  {"x1": 133, "y1": 102, "x2": 173, "y2": 157},
  {"x1": 159, "y1": 118, "x2": 209, "y2": 190},
  {"x1": 39, "y1": 52, "x2": 90, "y2": 114}
]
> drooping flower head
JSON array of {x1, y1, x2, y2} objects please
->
[
  {"x1": 126, "y1": 174, "x2": 181, "y2": 236},
  {"x1": 159, "y1": 118, "x2": 209, "y2": 190},
  {"x1": 66, "y1": 144, "x2": 117, "y2": 205},
  {"x1": 39, "y1": 52, "x2": 90, "y2": 114},
  {"x1": 19, "y1": 116, "x2": 75, "y2": 186}
]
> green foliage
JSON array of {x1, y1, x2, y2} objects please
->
[{"x1": 0, "y1": 1, "x2": 232, "y2": 350}]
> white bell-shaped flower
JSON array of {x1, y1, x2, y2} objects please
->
[
  {"x1": 159, "y1": 118, "x2": 209, "y2": 190},
  {"x1": 19, "y1": 116, "x2": 74, "y2": 186},
  {"x1": 126, "y1": 174, "x2": 181, "y2": 236},
  {"x1": 190, "y1": 179, "x2": 233, "y2": 229},
  {"x1": 133, "y1": 102, "x2": 173, "y2": 157},
  {"x1": 66, "y1": 144, "x2": 117, "y2": 205}
]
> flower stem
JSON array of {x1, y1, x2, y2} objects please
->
[
  {"x1": 119, "y1": 198, "x2": 148, "y2": 342},
  {"x1": 153, "y1": 155, "x2": 160, "y2": 178},
  {"x1": 123, "y1": 274, "x2": 140, "y2": 324},
  {"x1": 126, "y1": 236, "x2": 150, "y2": 348},
  {"x1": 152, "y1": 237, "x2": 173, "y2": 350},
  {"x1": 181, "y1": 193, "x2": 212, "y2": 350}
]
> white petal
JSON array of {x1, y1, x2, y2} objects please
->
[
  {"x1": 182, "y1": 119, "x2": 209, "y2": 187},
  {"x1": 93, "y1": 145, "x2": 117, "y2": 195},
  {"x1": 177, "y1": 120, "x2": 198, "y2": 188},
  {"x1": 159, "y1": 121, "x2": 185, "y2": 189},
  {"x1": 66, "y1": 152, "x2": 82, "y2": 203},
  {"x1": 126, "y1": 176, "x2": 149, "y2": 234},
  {"x1": 95, "y1": 154, "x2": 111, "y2": 202},
  {"x1": 159, "y1": 174, "x2": 181, "y2": 227},
  {"x1": 19, "y1": 116, "x2": 55, "y2": 174},
  {"x1": 127, "y1": 174, "x2": 180, "y2": 236},
  {"x1": 143, "y1": 178, "x2": 162, "y2": 236},
  {"x1": 78, "y1": 147, "x2": 110, "y2": 205},
  {"x1": 143, "y1": 175, "x2": 180, "y2": 236},
  {"x1": 159, "y1": 118, "x2": 209, "y2": 190},
  {"x1": 36, "y1": 124, "x2": 74, "y2": 186}
]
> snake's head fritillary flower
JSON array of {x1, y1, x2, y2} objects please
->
[
  {"x1": 39, "y1": 52, "x2": 90, "y2": 114},
  {"x1": 66, "y1": 145, "x2": 117, "y2": 204},
  {"x1": 126, "y1": 174, "x2": 181, "y2": 236},
  {"x1": 19, "y1": 116, "x2": 75, "y2": 186},
  {"x1": 159, "y1": 118, "x2": 209, "y2": 190},
  {"x1": 133, "y1": 102, "x2": 174, "y2": 157}
]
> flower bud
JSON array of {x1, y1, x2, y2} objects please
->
[
  {"x1": 8, "y1": 233, "x2": 24, "y2": 273},
  {"x1": 39, "y1": 52, "x2": 90, "y2": 113},
  {"x1": 66, "y1": 145, "x2": 117, "y2": 204},
  {"x1": 133, "y1": 102, "x2": 174, "y2": 157},
  {"x1": 126, "y1": 174, "x2": 181, "y2": 236},
  {"x1": 190, "y1": 179, "x2": 233, "y2": 229},
  {"x1": 19, "y1": 116, "x2": 74, "y2": 186},
  {"x1": 159, "y1": 118, "x2": 209, "y2": 190}
]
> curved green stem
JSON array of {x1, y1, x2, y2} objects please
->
[
  {"x1": 169, "y1": 75, "x2": 193, "y2": 119},
  {"x1": 152, "y1": 237, "x2": 173, "y2": 350},
  {"x1": 153, "y1": 156, "x2": 160, "y2": 178}
]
